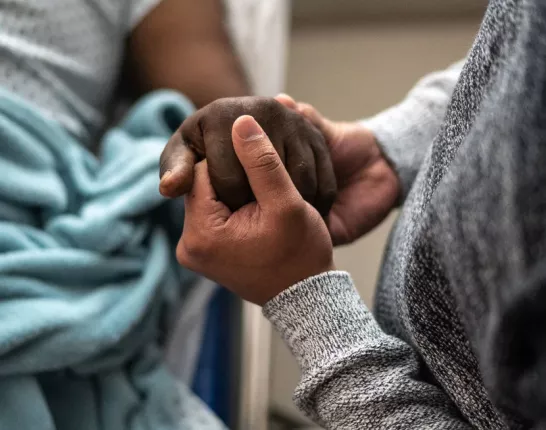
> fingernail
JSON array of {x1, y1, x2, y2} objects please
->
[
  {"x1": 235, "y1": 115, "x2": 264, "y2": 141},
  {"x1": 160, "y1": 170, "x2": 172, "y2": 185}
]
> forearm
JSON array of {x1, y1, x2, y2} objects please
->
[
  {"x1": 362, "y1": 60, "x2": 464, "y2": 199},
  {"x1": 264, "y1": 272, "x2": 470, "y2": 429},
  {"x1": 127, "y1": 0, "x2": 250, "y2": 108},
  {"x1": 139, "y1": 40, "x2": 249, "y2": 106}
]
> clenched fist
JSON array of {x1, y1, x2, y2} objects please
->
[{"x1": 159, "y1": 97, "x2": 337, "y2": 216}]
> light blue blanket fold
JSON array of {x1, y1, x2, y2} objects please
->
[{"x1": 0, "y1": 89, "x2": 216, "y2": 429}]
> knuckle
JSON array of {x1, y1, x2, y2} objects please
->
[
  {"x1": 208, "y1": 97, "x2": 245, "y2": 119},
  {"x1": 250, "y1": 150, "x2": 281, "y2": 173},
  {"x1": 278, "y1": 198, "x2": 307, "y2": 223},
  {"x1": 178, "y1": 234, "x2": 211, "y2": 264},
  {"x1": 176, "y1": 242, "x2": 192, "y2": 268},
  {"x1": 248, "y1": 96, "x2": 277, "y2": 110},
  {"x1": 303, "y1": 105, "x2": 315, "y2": 116},
  {"x1": 297, "y1": 116, "x2": 325, "y2": 146},
  {"x1": 298, "y1": 102, "x2": 314, "y2": 117},
  {"x1": 180, "y1": 119, "x2": 193, "y2": 137},
  {"x1": 159, "y1": 149, "x2": 171, "y2": 177},
  {"x1": 160, "y1": 131, "x2": 181, "y2": 158},
  {"x1": 245, "y1": 96, "x2": 283, "y2": 119},
  {"x1": 263, "y1": 97, "x2": 281, "y2": 112},
  {"x1": 211, "y1": 96, "x2": 240, "y2": 108},
  {"x1": 181, "y1": 127, "x2": 205, "y2": 155}
]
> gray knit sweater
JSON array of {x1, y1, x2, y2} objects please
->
[{"x1": 263, "y1": 1, "x2": 546, "y2": 428}]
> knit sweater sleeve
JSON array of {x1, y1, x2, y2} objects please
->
[
  {"x1": 429, "y1": 1, "x2": 546, "y2": 423},
  {"x1": 263, "y1": 271, "x2": 471, "y2": 429},
  {"x1": 362, "y1": 60, "x2": 464, "y2": 199}
]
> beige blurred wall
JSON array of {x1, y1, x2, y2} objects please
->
[{"x1": 269, "y1": 18, "x2": 481, "y2": 425}]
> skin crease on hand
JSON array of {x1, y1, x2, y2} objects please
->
[
  {"x1": 159, "y1": 96, "x2": 338, "y2": 217},
  {"x1": 177, "y1": 115, "x2": 334, "y2": 306}
]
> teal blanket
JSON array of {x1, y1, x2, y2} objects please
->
[{"x1": 0, "y1": 89, "x2": 221, "y2": 429}]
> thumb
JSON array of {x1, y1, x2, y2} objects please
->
[
  {"x1": 159, "y1": 131, "x2": 197, "y2": 198},
  {"x1": 232, "y1": 115, "x2": 299, "y2": 209}
]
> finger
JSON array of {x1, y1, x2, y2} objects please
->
[
  {"x1": 297, "y1": 102, "x2": 337, "y2": 143},
  {"x1": 159, "y1": 131, "x2": 197, "y2": 198},
  {"x1": 184, "y1": 160, "x2": 231, "y2": 221},
  {"x1": 232, "y1": 115, "x2": 300, "y2": 209},
  {"x1": 274, "y1": 93, "x2": 297, "y2": 110},
  {"x1": 310, "y1": 137, "x2": 337, "y2": 216},
  {"x1": 285, "y1": 139, "x2": 317, "y2": 205}
]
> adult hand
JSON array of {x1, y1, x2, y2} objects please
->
[
  {"x1": 159, "y1": 97, "x2": 337, "y2": 217},
  {"x1": 275, "y1": 94, "x2": 401, "y2": 246},
  {"x1": 177, "y1": 115, "x2": 334, "y2": 306}
]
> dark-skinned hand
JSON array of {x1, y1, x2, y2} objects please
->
[{"x1": 159, "y1": 96, "x2": 337, "y2": 216}]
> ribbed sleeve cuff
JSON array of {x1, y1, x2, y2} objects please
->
[{"x1": 263, "y1": 271, "x2": 375, "y2": 372}]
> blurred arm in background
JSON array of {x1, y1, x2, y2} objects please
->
[{"x1": 126, "y1": 0, "x2": 250, "y2": 108}]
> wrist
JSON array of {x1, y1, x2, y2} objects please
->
[
  {"x1": 265, "y1": 267, "x2": 339, "y2": 307},
  {"x1": 263, "y1": 271, "x2": 369, "y2": 374},
  {"x1": 263, "y1": 262, "x2": 336, "y2": 306}
]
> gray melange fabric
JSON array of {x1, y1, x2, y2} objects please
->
[
  {"x1": 0, "y1": 0, "x2": 162, "y2": 140},
  {"x1": 264, "y1": 0, "x2": 546, "y2": 428}
]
